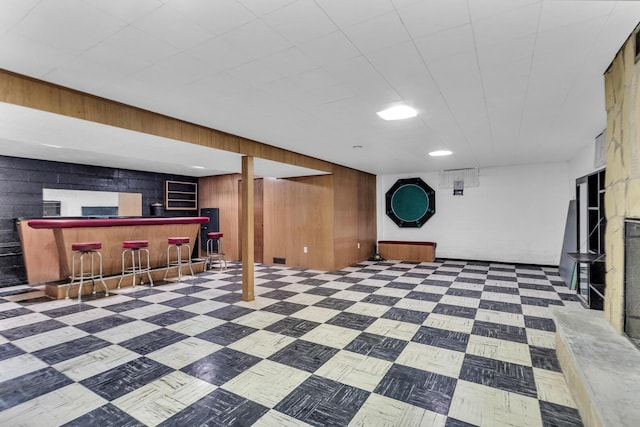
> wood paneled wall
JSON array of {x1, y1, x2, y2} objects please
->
[
  {"x1": 263, "y1": 175, "x2": 335, "y2": 270},
  {"x1": 357, "y1": 172, "x2": 377, "y2": 264},
  {"x1": 198, "y1": 174, "x2": 241, "y2": 260},
  {"x1": 254, "y1": 179, "x2": 264, "y2": 264},
  {"x1": 199, "y1": 166, "x2": 376, "y2": 272},
  {"x1": 333, "y1": 166, "x2": 377, "y2": 269}
]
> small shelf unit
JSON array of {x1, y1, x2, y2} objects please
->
[
  {"x1": 575, "y1": 168, "x2": 606, "y2": 310},
  {"x1": 165, "y1": 180, "x2": 197, "y2": 211}
]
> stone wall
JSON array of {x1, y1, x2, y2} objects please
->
[{"x1": 604, "y1": 28, "x2": 640, "y2": 332}]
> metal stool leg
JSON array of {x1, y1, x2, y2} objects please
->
[
  {"x1": 95, "y1": 251, "x2": 109, "y2": 296},
  {"x1": 142, "y1": 248, "x2": 154, "y2": 286},
  {"x1": 164, "y1": 244, "x2": 183, "y2": 281},
  {"x1": 206, "y1": 238, "x2": 226, "y2": 271},
  {"x1": 117, "y1": 249, "x2": 130, "y2": 289}
]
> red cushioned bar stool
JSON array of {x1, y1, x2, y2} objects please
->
[
  {"x1": 206, "y1": 232, "x2": 226, "y2": 271},
  {"x1": 68, "y1": 241, "x2": 109, "y2": 301},
  {"x1": 164, "y1": 237, "x2": 194, "y2": 281},
  {"x1": 117, "y1": 240, "x2": 153, "y2": 289}
]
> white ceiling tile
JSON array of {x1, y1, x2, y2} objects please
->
[
  {"x1": 428, "y1": 50, "x2": 481, "y2": 86},
  {"x1": 227, "y1": 59, "x2": 284, "y2": 86},
  {"x1": 398, "y1": 0, "x2": 469, "y2": 39},
  {"x1": 82, "y1": 0, "x2": 164, "y2": 24},
  {"x1": 390, "y1": 0, "x2": 424, "y2": 9},
  {"x1": 82, "y1": 39, "x2": 154, "y2": 76},
  {"x1": 262, "y1": 0, "x2": 337, "y2": 44},
  {"x1": 94, "y1": 26, "x2": 180, "y2": 65},
  {"x1": 289, "y1": 68, "x2": 339, "y2": 92},
  {"x1": 179, "y1": 72, "x2": 254, "y2": 98},
  {"x1": 298, "y1": 31, "x2": 360, "y2": 67},
  {"x1": 187, "y1": 37, "x2": 254, "y2": 71},
  {"x1": 43, "y1": 57, "x2": 128, "y2": 92},
  {"x1": 467, "y1": 0, "x2": 540, "y2": 21},
  {"x1": 476, "y1": 33, "x2": 536, "y2": 70},
  {"x1": 0, "y1": 34, "x2": 73, "y2": 78},
  {"x1": 257, "y1": 47, "x2": 318, "y2": 78},
  {"x1": 365, "y1": 40, "x2": 442, "y2": 103},
  {"x1": 538, "y1": 0, "x2": 614, "y2": 33},
  {"x1": 342, "y1": 11, "x2": 410, "y2": 54},
  {"x1": 98, "y1": 78, "x2": 165, "y2": 109},
  {"x1": 471, "y1": 2, "x2": 541, "y2": 48},
  {"x1": 298, "y1": 82, "x2": 356, "y2": 107},
  {"x1": 10, "y1": 0, "x2": 126, "y2": 55},
  {"x1": 413, "y1": 24, "x2": 475, "y2": 63},
  {"x1": 132, "y1": 4, "x2": 215, "y2": 50},
  {"x1": 0, "y1": 0, "x2": 40, "y2": 34},
  {"x1": 130, "y1": 52, "x2": 212, "y2": 89},
  {"x1": 315, "y1": 0, "x2": 395, "y2": 28},
  {"x1": 164, "y1": 0, "x2": 256, "y2": 36},
  {"x1": 238, "y1": 0, "x2": 297, "y2": 17},
  {"x1": 221, "y1": 19, "x2": 292, "y2": 59},
  {"x1": 323, "y1": 56, "x2": 397, "y2": 104},
  {"x1": 535, "y1": 17, "x2": 602, "y2": 55},
  {"x1": 260, "y1": 77, "x2": 308, "y2": 105},
  {"x1": 484, "y1": 72, "x2": 530, "y2": 107}
]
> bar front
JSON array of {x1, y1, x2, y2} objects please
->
[{"x1": 18, "y1": 216, "x2": 209, "y2": 298}]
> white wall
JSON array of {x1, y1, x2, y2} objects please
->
[
  {"x1": 377, "y1": 162, "x2": 572, "y2": 265},
  {"x1": 569, "y1": 141, "x2": 602, "y2": 187}
]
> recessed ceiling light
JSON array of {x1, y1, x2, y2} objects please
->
[
  {"x1": 191, "y1": 165, "x2": 205, "y2": 169},
  {"x1": 429, "y1": 150, "x2": 453, "y2": 157},
  {"x1": 41, "y1": 143, "x2": 62, "y2": 148},
  {"x1": 376, "y1": 105, "x2": 417, "y2": 120}
]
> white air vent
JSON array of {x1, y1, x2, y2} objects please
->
[{"x1": 439, "y1": 168, "x2": 479, "y2": 189}]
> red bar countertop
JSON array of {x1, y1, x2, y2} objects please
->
[{"x1": 28, "y1": 216, "x2": 209, "y2": 229}]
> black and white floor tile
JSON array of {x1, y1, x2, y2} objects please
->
[{"x1": 0, "y1": 260, "x2": 584, "y2": 426}]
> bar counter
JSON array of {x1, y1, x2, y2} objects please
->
[{"x1": 18, "y1": 216, "x2": 209, "y2": 286}]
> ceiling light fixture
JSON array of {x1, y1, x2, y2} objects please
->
[
  {"x1": 429, "y1": 150, "x2": 453, "y2": 157},
  {"x1": 191, "y1": 165, "x2": 205, "y2": 169},
  {"x1": 41, "y1": 143, "x2": 62, "y2": 148},
  {"x1": 376, "y1": 105, "x2": 417, "y2": 121}
]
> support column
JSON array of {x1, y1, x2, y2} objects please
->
[{"x1": 241, "y1": 155, "x2": 255, "y2": 301}]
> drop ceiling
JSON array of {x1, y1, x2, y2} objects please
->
[{"x1": 1, "y1": 0, "x2": 639, "y2": 177}]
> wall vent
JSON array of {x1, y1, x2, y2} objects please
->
[{"x1": 273, "y1": 257, "x2": 286, "y2": 264}]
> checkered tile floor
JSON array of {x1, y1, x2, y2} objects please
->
[{"x1": 0, "y1": 260, "x2": 584, "y2": 426}]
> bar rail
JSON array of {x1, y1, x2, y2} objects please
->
[{"x1": 28, "y1": 216, "x2": 209, "y2": 229}]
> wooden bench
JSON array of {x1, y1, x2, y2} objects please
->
[{"x1": 378, "y1": 240, "x2": 437, "y2": 262}]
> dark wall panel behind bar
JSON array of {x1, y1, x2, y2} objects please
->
[{"x1": 0, "y1": 155, "x2": 198, "y2": 288}]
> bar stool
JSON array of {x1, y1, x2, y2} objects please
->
[
  {"x1": 206, "y1": 232, "x2": 226, "y2": 271},
  {"x1": 68, "y1": 241, "x2": 109, "y2": 301},
  {"x1": 117, "y1": 240, "x2": 153, "y2": 289},
  {"x1": 164, "y1": 237, "x2": 194, "y2": 281}
]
